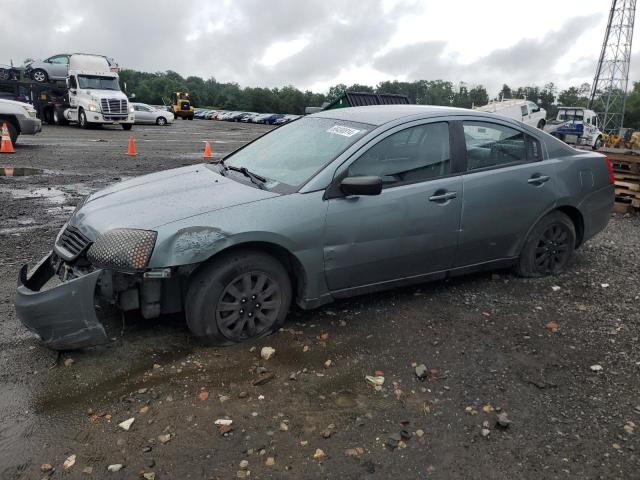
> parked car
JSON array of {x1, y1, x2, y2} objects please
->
[
  {"x1": 0, "y1": 98, "x2": 41, "y2": 144},
  {"x1": 259, "y1": 113, "x2": 285, "y2": 125},
  {"x1": 274, "y1": 114, "x2": 300, "y2": 125},
  {"x1": 0, "y1": 63, "x2": 20, "y2": 80},
  {"x1": 25, "y1": 54, "x2": 119, "y2": 83},
  {"x1": 132, "y1": 103, "x2": 174, "y2": 126},
  {"x1": 15, "y1": 105, "x2": 614, "y2": 350}
]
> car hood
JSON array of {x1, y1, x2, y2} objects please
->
[
  {"x1": 72, "y1": 164, "x2": 278, "y2": 238},
  {"x1": 0, "y1": 98, "x2": 34, "y2": 109}
]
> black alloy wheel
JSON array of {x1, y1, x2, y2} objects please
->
[
  {"x1": 216, "y1": 272, "x2": 281, "y2": 342},
  {"x1": 533, "y1": 223, "x2": 571, "y2": 274}
]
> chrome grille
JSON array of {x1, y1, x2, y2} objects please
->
[
  {"x1": 55, "y1": 225, "x2": 91, "y2": 260},
  {"x1": 100, "y1": 98, "x2": 127, "y2": 115}
]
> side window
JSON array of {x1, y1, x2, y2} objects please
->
[
  {"x1": 520, "y1": 105, "x2": 528, "y2": 116},
  {"x1": 49, "y1": 56, "x2": 69, "y2": 65},
  {"x1": 348, "y1": 122, "x2": 451, "y2": 188},
  {"x1": 463, "y1": 121, "x2": 527, "y2": 170}
]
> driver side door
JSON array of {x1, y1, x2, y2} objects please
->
[{"x1": 323, "y1": 121, "x2": 463, "y2": 292}]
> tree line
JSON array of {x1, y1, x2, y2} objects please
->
[{"x1": 118, "y1": 69, "x2": 640, "y2": 129}]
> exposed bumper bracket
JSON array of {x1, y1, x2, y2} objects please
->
[{"x1": 15, "y1": 252, "x2": 108, "y2": 350}]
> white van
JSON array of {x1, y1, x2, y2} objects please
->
[
  {"x1": 63, "y1": 54, "x2": 134, "y2": 130},
  {"x1": 474, "y1": 99, "x2": 547, "y2": 129}
]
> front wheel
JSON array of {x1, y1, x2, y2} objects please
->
[
  {"x1": 186, "y1": 250, "x2": 292, "y2": 346},
  {"x1": 516, "y1": 211, "x2": 576, "y2": 278},
  {"x1": 537, "y1": 120, "x2": 546, "y2": 129},
  {"x1": 593, "y1": 136, "x2": 602, "y2": 150},
  {"x1": 78, "y1": 109, "x2": 89, "y2": 129},
  {"x1": 122, "y1": 124, "x2": 133, "y2": 131},
  {"x1": 31, "y1": 69, "x2": 48, "y2": 83},
  {"x1": 156, "y1": 117, "x2": 167, "y2": 126}
]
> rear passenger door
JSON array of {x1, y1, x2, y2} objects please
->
[{"x1": 455, "y1": 119, "x2": 556, "y2": 267}]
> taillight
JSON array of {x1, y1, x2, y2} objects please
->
[{"x1": 604, "y1": 156, "x2": 615, "y2": 185}]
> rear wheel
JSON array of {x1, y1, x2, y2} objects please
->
[
  {"x1": 186, "y1": 250, "x2": 292, "y2": 346},
  {"x1": 516, "y1": 211, "x2": 576, "y2": 277},
  {"x1": 52, "y1": 109, "x2": 68, "y2": 126},
  {"x1": 537, "y1": 119, "x2": 546, "y2": 129}
]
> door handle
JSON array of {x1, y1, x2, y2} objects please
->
[
  {"x1": 429, "y1": 191, "x2": 457, "y2": 202},
  {"x1": 528, "y1": 174, "x2": 550, "y2": 185}
]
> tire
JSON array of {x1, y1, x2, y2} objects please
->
[
  {"x1": 156, "y1": 116, "x2": 167, "y2": 126},
  {"x1": 5, "y1": 122, "x2": 18, "y2": 145},
  {"x1": 593, "y1": 136, "x2": 602, "y2": 150},
  {"x1": 537, "y1": 120, "x2": 546, "y2": 129},
  {"x1": 31, "y1": 69, "x2": 48, "y2": 83},
  {"x1": 0, "y1": 69, "x2": 9, "y2": 81},
  {"x1": 185, "y1": 250, "x2": 292, "y2": 346},
  {"x1": 52, "y1": 109, "x2": 68, "y2": 126},
  {"x1": 516, "y1": 211, "x2": 576, "y2": 278},
  {"x1": 78, "y1": 109, "x2": 89, "y2": 129},
  {"x1": 122, "y1": 124, "x2": 133, "y2": 131},
  {"x1": 188, "y1": 115, "x2": 194, "y2": 120}
]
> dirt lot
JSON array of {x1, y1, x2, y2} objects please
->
[{"x1": 1, "y1": 120, "x2": 639, "y2": 480}]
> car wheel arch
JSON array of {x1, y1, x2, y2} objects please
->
[
  {"x1": 192, "y1": 241, "x2": 308, "y2": 304},
  {"x1": 518, "y1": 205, "x2": 585, "y2": 256}
]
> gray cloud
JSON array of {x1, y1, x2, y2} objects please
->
[{"x1": 373, "y1": 13, "x2": 602, "y2": 92}]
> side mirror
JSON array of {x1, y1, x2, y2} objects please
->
[
  {"x1": 129, "y1": 93, "x2": 136, "y2": 99},
  {"x1": 340, "y1": 176, "x2": 382, "y2": 196}
]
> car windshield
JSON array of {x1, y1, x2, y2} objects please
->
[
  {"x1": 77, "y1": 75, "x2": 120, "y2": 91},
  {"x1": 224, "y1": 117, "x2": 371, "y2": 190}
]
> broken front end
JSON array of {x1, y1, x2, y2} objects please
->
[{"x1": 15, "y1": 224, "x2": 188, "y2": 350}]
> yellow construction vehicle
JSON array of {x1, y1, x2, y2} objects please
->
[{"x1": 170, "y1": 91, "x2": 194, "y2": 120}]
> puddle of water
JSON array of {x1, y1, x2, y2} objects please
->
[
  {"x1": 0, "y1": 187, "x2": 67, "y2": 204},
  {"x1": 0, "y1": 167, "x2": 43, "y2": 177}
]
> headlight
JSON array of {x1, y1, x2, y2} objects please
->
[
  {"x1": 21, "y1": 105, "x2": 36, "y2": 117},
  {"x1": 129, "y1": 105, "x2": 135, "y2": 113},
  {"x1": 87, "y1": 229, "x2": 157, "y2": 272},
  {"x1": 88, "y1": 104, "x2": 98, "y2": 112}
]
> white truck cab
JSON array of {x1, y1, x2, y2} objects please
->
[
  {"x1": 544, "y1": 107, "x2": 603, "y2": 150},
  {"x1": 474, "y1": 99, "x2": 547, "y2": 129},
  {"x1": 64, "y1": 54, "x2": 134, "y2": 130}
]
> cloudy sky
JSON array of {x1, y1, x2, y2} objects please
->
[{"x1": 2, "y1": 0, "x2": 637, "y2": 95}]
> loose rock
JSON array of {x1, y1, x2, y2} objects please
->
[
  {"x1": 415, "y1": 364, "x2": 428, "y2": 379},
  {"x1": 143, "y1": 473, "x2": 156, "y2": 480},
  {"x1": 265, "y1": 456, "x2": 276, "y2": 466},
  {"x1": 261, "y1": 346, "x2": 276, "y2": 360},
  {"x1": 63, "y1": 454, "x2": 76, "y2": 470},
  {"x1": 40, "y1": 463, "x2": 53, "y2": 472},
  {"x1": 118, "y1": 417, "x2": 135, "y2": 431},
  {"x1": 239, "y1": 459, "x2": 249, "y2": 470},
  {"x1": 345, "y1": 447, "x2": 364, "y2": 457},
  {"x1": 107, "y1": 464, "x2": 123, "y2": 472},
  {"x1": 313, "y1": 448, "x2": 326, "y2": 461},
  {"x1": 158, "y1": 434, "x2": 172, "y2": 444},
  {"x1": 496, "y1": 412, "x2": 511, "y2": 428}
]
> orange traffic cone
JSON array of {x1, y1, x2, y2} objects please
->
[
  {"x1": 0, "y1": 122, "x2": 15, "y2": 154},
  {"x1": 126, "y1": 135, "x2": 137, "y2": 156},
  {"x1": 203, "y1": 141, "x2": 213, "y2": 159}
]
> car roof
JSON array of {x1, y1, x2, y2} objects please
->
[{"x1": 310, "y1": 105, "x2": 481, "y2": 126}]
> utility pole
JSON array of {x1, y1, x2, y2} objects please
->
[{"x1": 589, "y1": 0, "x2": 636, "y2": 134}]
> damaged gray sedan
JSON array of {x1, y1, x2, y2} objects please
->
[{"x1": 16, "y1": 105, "x2": 614, "y2": 350}]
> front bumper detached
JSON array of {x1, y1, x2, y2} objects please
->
[{"x1": 15, "y1": 252, "x2": 108, "y2": 350}]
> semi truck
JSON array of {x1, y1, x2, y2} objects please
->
[{"x1": 0, "y1": 54, "x2": 134, "y2": 130}]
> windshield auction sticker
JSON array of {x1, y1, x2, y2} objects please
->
[{"x1": 327, "y1": 125, "x2": 361, "y2": 137}]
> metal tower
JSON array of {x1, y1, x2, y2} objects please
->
[{"x1": 589, "y1": 0, "x2": 636, "y2": 134}]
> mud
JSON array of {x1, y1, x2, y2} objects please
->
[{"x1": 1, "y1": 120, "x2": 639, "y2": 479}]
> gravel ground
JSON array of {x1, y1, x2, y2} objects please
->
[{"x1": 0, "y1": 120, "x2": 639, "y2": 480}]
